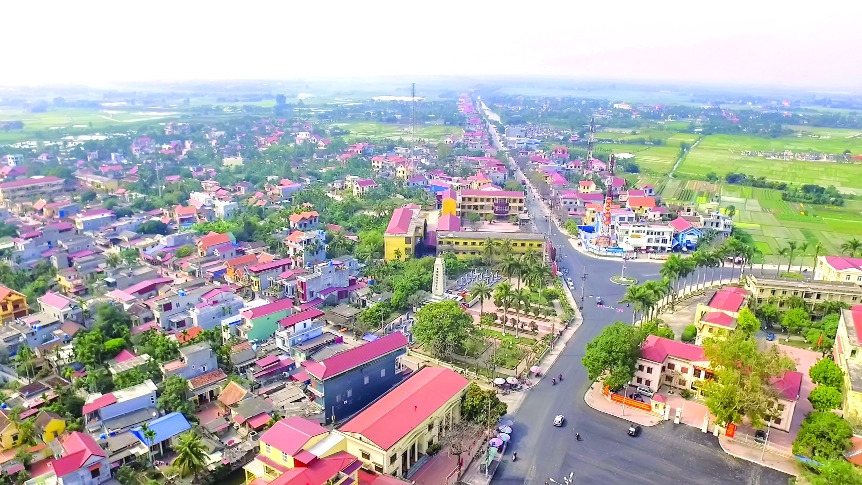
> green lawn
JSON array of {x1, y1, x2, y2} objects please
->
[
  {"x1": 594, "y1": 143, "x2": 679, "y2": 174},
  {"x1": 336, "y1": 121, "x2": 461, "y2": 143}
]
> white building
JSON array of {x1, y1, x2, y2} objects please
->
[{"x1": 616, "y1": 223, "x2": 674, "y2": 252}]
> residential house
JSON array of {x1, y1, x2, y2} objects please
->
[
  {"x1": 34, "y1": 410, "x2": 67, "y2": 443},
  {"x1": 229, "y1": 341, "x2": 258, "y2": 374},
  {"x1": 37, "y1": 291, "x2": 84, "y2": 324},
  {"x1": 626, "y1": 196, "x2": 657, "y2": 217},
  {"x1": 73, "y1": 209, "x2": 116, "y2": 232},
  {"x1": 225, "y1": 254, "x2": 259, "y2": 283},
  {"x1": 81, "y1": 380, "x2": 158, "y2": 466},
  {"x1": 699, "y1": 210, "x2": 734, "y2": 238},
  {"x1": 352, "y1": 179, "x2": 378, "y2": 197},
  {"x1": 247, "y1": 354, "x2": 295, "y2": 385},
  {"x1": 102, "y1": 266, "x2": 160, "y2": 292},
  {"x1": 285, "y1": 231, "x2": 326, "y2": 267},
  {"x1": 436, "y1": 231, "x2": 544, "y2": 259},
  {"x1": 295, "y1": 258, "x2": 360, "y2": 305},
  {"x1": 161, "y1": 342, "x2": 218, "y2": 381},
  {"x1": 693, "y1": 288, "x2": 748, "y2": 345},
  {"x1": 384, "y1": 206, "x2": 426, "y2": 262},
  {"x1": 173, "y1": 205, "x2": 198, "y2": 228},
  {"x1": 303, "y1": 332, "x2": 409, "y2": 424},
  {"x1": 31, "y1": 432, "x2": 111, "y2": 485},
  {"x1": 578, "y1": 180, "x2": 598, "y2": 194},
  {"x1": 0, "y1": 284, "x2": 29, "y2": 323},
  {"x1": 275, "y1": 308, "x2": 326, "y2": 358},
  {"x1": 198, "y1": 232, "x2": 235, "y2": 257},
  {"x1": 237, "y1": 298, "x2": 295, "y2": 341},
  {"x1": 243, "y1": 258, "x2": 294, "y2": 292},
  {"x1": 815, "y1": 256, "x2": 862, "y2": 284},
  {"x1": 189, "y1": 287, "x2": 245, "y2": 330},
  {"x1": 0, "y1": 176, "x2": 65, "y2": 202},
  {"x1": 669, "y1": 217, "x2": 703, "y2": 251},
  {"x1": 340, "y1": 367, "x2": 469, "y2": 477},
  {"x1": 289, "y1": 211, "x2": 320, "y2": 231},
  {"x1": 131, "y1": 412, "x2": 192, "y2": 459},
  {"x1": 148, "y1": 285, "x2": 211, "y2": 333}
]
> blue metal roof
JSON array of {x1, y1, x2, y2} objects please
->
[{"x1": 131, "y1": 412, "x2": 191, "y2": 446}]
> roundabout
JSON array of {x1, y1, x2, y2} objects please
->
[{"x1": 610, "y1": 275, "x2": 638, "y2": 285}]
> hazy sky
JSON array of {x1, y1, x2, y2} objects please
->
[{"x1": 5, "y1": 0, "x2": 861, "y2": 90}]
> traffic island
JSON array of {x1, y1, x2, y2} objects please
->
[{"x1": 610, "y1": 275, "x2": 638, "y2": 285}]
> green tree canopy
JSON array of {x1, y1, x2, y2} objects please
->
[
  {"x1": 460, "y1": 382, "x2": 507, "y2": 425},
  {"x1": 809, "y1": 358, "x2": 844, "y2": 390},
  {"x1": 808, "y1": 385, "x2": 843, "y2": 411},
  {"x1": 640, "y1": 319, "x2": 674, "y2": 340},
  {"x1": 735, "y1": 308, "x2": 760, "y2": 338},
  {"x1": 581, "y1": 322, "x2": 644, "y2": 390},
  {"x1": 793, "y1": 411, "x2": 853, "y2": 460},
  {"x1": 158, "y1": 375, "x2": 194, "y2": 417},
  {"x1": 802, "y1": 457, "x2": 862, "y2": 485},
  {"x1": 412, "y1": 300, "x2": 472, "y2": 356},
  {"x1": 782, "y1": 308, "x2": 812, "y2": 334}
]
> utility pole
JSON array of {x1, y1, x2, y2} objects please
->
[{"x1": 580, "y1": 266, "x2": 587, "y2": 308}]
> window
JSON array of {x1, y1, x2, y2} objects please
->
[
  {"x1": 364, "y1": 375, "x2": 370, "y2": 385},
  {"x1": 282, "y1": 452, "x2": 289, "y2": 462},
  {"x1": 680, "y1": 367, "x2": 688, "y2": 374},
  {"x1": 374, "y1": 464, "x2": 384, "y2": 473},
  {"x1": 638, "y1": 364, "x2": 644, "y2": 372},
  {"x1": 645, "y1": 380, "x2": 651, "y2": 387},
  {"x1": 666, "y1": 362, "x2": 675, "y2": 371},
  {"x1": 678, "y1": 378, "x2": 686, "y2": 386},
  {"x1": 665, "y1": 375, "x2": 672, "y2": 382},
  {"x1": 646, "y1": 367, "x2": 653, "y2": 374},
  {"x1": 390, "y1": 454, "x2": 397, "y2": 465},
  {"x1": 347, "y1": 389, "x2": 353, "y2": 398},
  {"x1": 91, "y1": 468, "x2": 101, "y2": 479},
  {"x1": 380, "y1": 369, "x2": 386, "y2": 378},
  {"x1": 265, "y1": 444, "x2": 271, "y2": 454},
  {"x1": 773, "y1": 418, "x2": 782, "y2": 425},
  {"x1": 361, "y1": 451, "x2": 371, "y2": 460},
  {"x1": 428, "y1": 423, "x2": 434, "y2": 431},
  {"x1": 777, "y1": 404, "x2": 785, "y2": 411},
  {"x1": 636, "y1": 377, "x2": 643, "y2": 384}
]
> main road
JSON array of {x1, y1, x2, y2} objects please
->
[{"x1": 480, "y1": 104, "x2": 790, "y2": 484}]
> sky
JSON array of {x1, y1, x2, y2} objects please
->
[{"x1": 5, "y1": 0, "x2": 861, "y2": 91}]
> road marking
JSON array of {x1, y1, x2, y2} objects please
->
[{"x1": 524, "y1": 465, "x2": 536, "y2": 484}]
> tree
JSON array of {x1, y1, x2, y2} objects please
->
[
  {"x1": 460, "y1": 382, "x2": 507, "y2": 427},
  {"x1": 498, "y1": 255, "x2": 521, "y2": 287},
  {"x1": 412, "y1": 300, "x2": 473, "y2": 357},
  {"x1": 782, "y1": 307, "x2": 812, "y2": 334},
  {"x1": 797, "y1": 242, "x2": 809, "y2": 272},
  {"x1": 811, "y1": 242, "x2": 825, "y2": 274},
  {"x1": 106, "y1": 253, "x2": 122, "y2": 268},
  {"x1": 809, "y1": 358, "x2": 844, "y2": 390},
  {"x1": 172, "y1": 431, "x2": 210, "y2": 481},
  {"x1": 808, "y1": 385, "x2": 843, "y2": 411},
  {"x1": 701, "y1": 331, "x2": 795, "y2": 427},
  {"x1": 14, "y1": 448, "x2": 33, "y2": 467},
  {"x1": 755, "y1": 304, "x2": 781, "y2": 328},
  {"x1": 469, "y1": 282, "x2": 493, "y2": 323},
  {"x1": 793, "y1": 411, "x2": 852, "y2": 460},
  {"x1": 735, "y1": 308, "x2": 761, "y2": 338},
  {"x1": 494, "y1": 282, "x2": 515, "y2": 335},
  {"x1": 775, "y1": 247, "x2": 789, "y2": 277},
  {"x1": 139, "y1": 422, "x2": 157, "y2": 467},
  {"x1": 158, "y1": 375, "x2": 194, "y2": 417},
  {"x1": 785, "y1": 241, "x2": 799, "y2": 273},
  {"x1": 581, "y1": 322, "x2": 643, "y2": 390},
  {"x1": 14, "y1": 344, "x2": 35, "y2": 383},
  {"x1": 175, "y1": 245, "x2": 194, "y2": 258},
  {"x1": 681, "y1": 325, "x2": 697, "y2": 342},
  {"x1": 802, "y1": 457, "x2": 862, "y2": 485},
  {"x1": 640, "y1": 319, "x2": 674, "y2": 339},
  {"x1": 725, "y1": 205, "x2": 736, "y2": 219},
  {"x1": 115, "y1": 465, "x2": 139, "y2": 485},
  {"x1": 138, "y1": 220, "x2": 169, "y2": 235},
  {"x1": 841, "y1": 237, "x2": 862, "y2": 257}
]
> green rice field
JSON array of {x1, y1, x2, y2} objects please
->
[{"x1": 336, "y1": 121, "x2": 461, "y2": 143}]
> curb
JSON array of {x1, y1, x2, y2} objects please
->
[
  {"x1": 582, "y1": 388, "x2": 662, "y2": 427},
  {"x1": 717, "y1": 436, "x2": 800, "y2": 477}
]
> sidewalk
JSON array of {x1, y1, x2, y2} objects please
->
[{"x1": 583, "y1": 381, "x2": 662, "y2": 427}]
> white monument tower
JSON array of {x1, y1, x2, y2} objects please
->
[{"x1": 432, "y1": 257, "x2": 446, "y2": 297}]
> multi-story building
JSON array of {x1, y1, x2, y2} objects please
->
[
  {"x1": 296, "y1": 259, "x2": 360, "y2": 304},
  {"x1": 303, "y1": 332, "x2": 409, "y2": 425},
  {"x1": 189, "y1": 287, "x2": 245, "y2": 331},
  {"x1": 82, "y1": 379, "x2": 158, "y2": 467},
  {"x1": 147, "y1": 285, "x2": 211, "y2": 332},
  {"x1": 815, "y1": 255, "x2": 862, "y2": 283},
  {"x1": 436, "y1": 231, "x2": 545, "y2": 260},
  {"x1": 285, "y1": 231, "x2": 326, "y2": 267},
  {"x1": 835, "y1": 306, "x2": 862, "y2": 419},
  {"x1": 275, "y1": 308, "x2": 326, "y2": 358},
  {"x1": 289, "y1": 211, "x2": 320, "y2": 231},
  {"x1": 161, "y1": 342, "x2": 218, "y2": 381},
  {"x1": 0, "y1": 176, "x2": 65, "y2": 201},
  {"x1": 32, "y1": 432, "x2": 111, "y2": 485},
  {"x1": 236, "y1": 298, "x2": 295, "y2": 341},
  {"x1": 73, "y1": 209, "x2": 116, "y2": 232},
  {"x1": 693, "y1": 288, "x2": 748, "y2": 345},
  {"x1": 243, "y1": 258, "x2": 294, "y2": 292},
  {"x1": 213, "y1": 199, "x2": 239, "y2": 219},
  {"x1": 384, "y1": 206, "x2": 426, "y2": 262},
  {"x1": 352, "y1": 179, "x2": 378, "y2": 197},
  {"x1": 744, "y1": 275, "x2": 862, "y2": 309},
  {"x1": 130, "y1": 412, "x2": 193, "y2": 460},
  {"x1": 197, "y1": 232, "x2": 235, "y2": 256},
  {"x1": 102, "y1": 266, "x2": 160, "y2": 291},
  {"x1": 2, "y1": 154, "x2": 23, "y2": 166},
  {"x1": 0, "y1": 284, "x2": 29, "y2": 323},
  {"x1": 616, "y1": 223, "x2": 674, "y2": 252},
  {"x1": 340, "y1": 367, "x2": 470, "y2": 478},
  {"x1": 458, "y1": 189, "x2": 525, "y2": 219},
  {"x1": 699, "y1": 210, "x2": 734, "y2": 237}
]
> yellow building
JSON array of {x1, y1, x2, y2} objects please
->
[
  {"x1": 340, "y1": 367, "x2": 469, "y2": 478},
  {"x1": 0, "y1": 409, "x2": 22, "y2": 451},
  {"x1": 352, "y1": 179, "x2": 378, "y2": 197},
  {"x1": 0, "y1": 176, "x2": 65, "y2": 202},
  {"x1": 692, "y1": 288, "x2": 748, "y2": 345},
  {"x1": 395, "y1": 164, "x2": 410, "y2": 180},
  {"x1": 436, "y1": 231, "x2": 544, "y2": 259},
  {"x1": 743, "y1": 275, "x2": 862, "y2": 309},
  {"x1": 244, "y1": 417, "x2": 358, "y2": 485},
  {"x1": 835, "y1": 307, "x2": 862, "y2": 419},
  {"x1": 35, "y1": 410, "x2": 67, "y2": 443},
  {"x1": 75, "y1": 173, "x2": 120, "y2": 192},
  {"x1": 458, "y1": 189, "x2": 525, "y2": 219},
  {"x1": 815, "y1": 255, "x2": 862, "y2": 283},
  {"x1": 440, "y1": 188, "x2": 458, "y2": 217},
  {"x1": 384, "y1": 206, "x2": 426, "y2": 262},
  {"x1": 0, "y1": 284, "x2": 29, "y2": 323}
]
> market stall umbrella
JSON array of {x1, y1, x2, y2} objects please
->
[
  {"x1": 498, "y1": 418, "x2": 514, "y2": 428},
  {"x1": 530, "y1": 366, "x2": 541, "y2": 373},
  {"x1": 498, "y1": 433, "x2": 511, "y2": 442},
  {"x1": 489, "y1": 438, "x2": 504, "y2": 447},
  {"x1": 493, "y1": 377, "x2": 506, "y2": 386},
  {"x1": 498, "y1": 426, "x2": 512, "y2": 435},
  {"x1": 506, "y1": 377, "x2": 519, "y2": 386}
]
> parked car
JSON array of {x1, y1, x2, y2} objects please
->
[
  {"x1": 628, "y1": 424, "x2": 641, "y2": 437},
  {"x1": 754, "y1": 430, "x2": 767, "y2": 443},
  {"x1": 636, "y1": 386, "x2": 655, "y2": 398},
  {"x1": 553, "y1": 415, "x2": 565, "y2": 427}
]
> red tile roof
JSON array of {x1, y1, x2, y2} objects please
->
[
  {"x1": 247, "y1": 413, "x2": 273, "y2": 429},
  {"x1": 385, "y1": 207, "x2": 416, "y2": 235},
  {"x1": 771, "y1": 370, "x2": 803, "y2": 401},
  {"x1": 669, "y1": 217, "x2": 693, "y2": 232},
  {"x1": 340, "y1": 367, "x2": 469, "y2": 450},
  {"x1": 627, "y1": 196, "x2": 656, "y2": 208},
  {"x1": 176, "y1": 326, "x2": 203, "y2": 344},
  {"x1": 260, "y1": 417, "x2": 328, "y2": 455},
  {"x1": 289, "y1": 211, "x2": 319, "y2": 223},
  {"x1": 199, "y1": 232, "x2": 232, "y2": 249},
  {"x1": 247, "y1": 258, "x2": 292, "y2": 273},
  {"x1": 303, "y1": 332, "x2": 408, "y2": 380},
  {"x1": 640, "y1": 335, "x2": 706, "y2": 363},
  {"x1": 437, "y1": 213, "x2": 461, "y2": 232},
  {"x1": 823, "y1": 255, "x2": 862, "y2": 271},
  {"x1": 700, "y1": 311, "x2": 737, "y2": 328},
  {"x1": 82, "y1": 393, "x2": 117, "y2": 415},
  {"x1": 243, "y1": 298, "x2": 293, "y2": 320},
  {"x1": 708, "y1": 289, "x2": 746, "y2": 313},
  {"x1": 270, "y1": 451, "x2": 359, "y2": 485},
  {"x1": 0, "y1": 176, "x2": 62, "y2": 189},
  {"x1": 225, "y1": 254, "x2": 258, "y2": 268},
  {"x1": 188, "y1": 369, "x2": 227, "y2": 389},
  {"x1": 460, "y1": 189, "x2": 524, "y2": 198},
  {"x1": 52, "y1": 432, "x2": 105, "y2": 477},
  {"x1": 279, "y1": 308, "x2": 325, "y2": 328}
]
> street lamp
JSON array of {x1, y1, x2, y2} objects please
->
[
  {"x1": 760, "y1": 421, "x2": 771, "y2": 461},
  {"x1": 580, "y1": 267, "x2": 588, "y2": 309}
]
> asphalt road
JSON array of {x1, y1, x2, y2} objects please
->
[{"x1": 485, "y1": 125, "x2": 790, "y2": 484}]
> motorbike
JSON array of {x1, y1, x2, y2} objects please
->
[
  {"x1": 512, "y1": 452, "x2": 517, "y2": 462},
  {"x1": 576, "y1": 433, "x2": 582, "y2": 441},
  {"x1": 558, "y1": 374, "x2": 563, "y2": 381},
  {"x1": 552, "y1": 378, "x2": 556, "y2": 385}
]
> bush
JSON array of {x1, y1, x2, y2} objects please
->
[
  {"x1": 680, "y1": 389, "x2": 693, "y2": 400},
  {"x1": 426, "y1": 442, "x2": 442, "y2": 455},
  {"x1": 681, "y1": 325, "x2": 697, "y2": 342}
]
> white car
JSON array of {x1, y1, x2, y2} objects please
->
[{"x1": 553, "y1": 415, "x2": 565, "y2": 427}]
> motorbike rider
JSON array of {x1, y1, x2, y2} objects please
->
[{"x1": 552, "y1": 378, "x2": 556, "y2": 385}]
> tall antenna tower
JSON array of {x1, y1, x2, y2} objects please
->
[
  {"x1": 586, "y1": 117, "x2": 596, "y2": 161},
  {"x1": 411, "y1": 83, "x2": 416, "y2": 162},
  {"x1": 609, "y1": 153, "x2": 616, "y2": 176}
]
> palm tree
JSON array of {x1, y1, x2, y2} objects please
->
[
  {"x1": 525, "y1": 262, "x2": 553, "y2": 291},
  {"x1": 514, "y1": 288, "x2": 532, "y2": 338},
  {"x1": 499, "y1": 255, "x2": 521, "y2": 287},
  {"x1": 481, "y1": 238, "x2": 498, "y2": 267},
  {"x1": 775, "y1": 247, "x2": 789, "y2": 277},
  {"x1": 841, "y1": 238, "x2": 862, "y2": 257},
  {"x1": 494, "y1": 282, "x2": 515, "y2": 335},
  {"x1": 796, "y1": 242, "x2": 809, "y2": 272},
  {"x1": 106, "y1": 253, "x2": 122, "y2": 268},
  {"x1": 172, "y1": 431, "x2": 209, "y2": 482},
  {"x1": 691, "y1": 249, "x2": 710, "y2": 292},
  {"x1": 785, "y1": 241, "x2": 798, "y2": 274},
  {"x1": 393, "y1": 248, "x2": 402, "y2": 261},
  {"x1": 140, "y1": 422, "x2": 157, "y2": 468},
  {"x1": 14, "y1": 344, "x2": 35, "y2": 383},
  {"x1": 641, "y1": 278, "x2": 670, "y2": 320},
  {"x1": 811, "y1": 242, "x2": 824, "y2": 275},
  {"x1": 660, "y1": 255, "x2": 693, "y2": 310},
  {"x1": 470, "y1": 282, "x2": 493, "y2": 324},
  {"x1": 16, "y1": 418, "x2": 36, "y2": 446},
  {"x1": 620, "y1": 284, "x2": 649, "y2": 324},
  {"x1": 521, "y1": 250, "x2": 542, "y2": 268}
]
